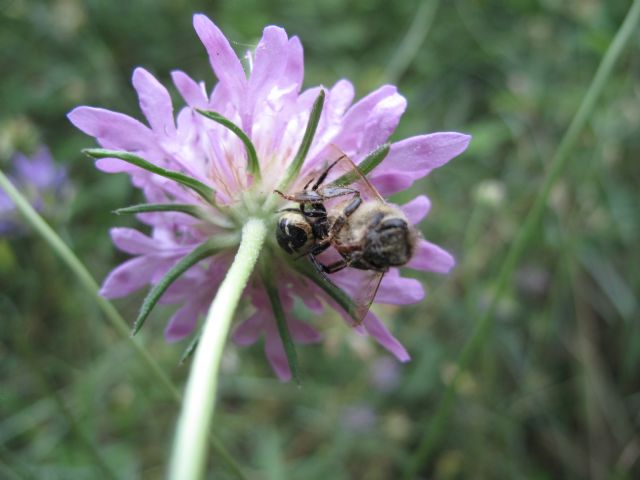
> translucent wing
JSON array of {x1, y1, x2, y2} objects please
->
[
  {"x1": 302, "y1": 146, "x2": 386, "y2": 324},
  {"x1": 347, "y1": 269, "x2": 384, "y2": 326},
  {"x1": 315, "y1": 144, "x2": 385, "y2": 203}
]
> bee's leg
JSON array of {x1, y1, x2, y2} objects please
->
[
  {"x1": 327, "y1": 196, "x2": 362, "y2": 239},
  {"x1": 278, "y1": 208, "x2": 302, "y2": 213},
  {"x1": 274, "y1": 189, "x2": 325, "y2": 203},
  {"x1": 311, "y1": 155, "x2": 346, "y2": 190},
  {"x1": 321, "y1": 259, "x2": 350, "y2": 274},
  {"x1": 308, "y1": 242, "x2": 330, "y2": 257},
  {"x1": 316, "y1": 186, "x2": 360, "y2": 201},
  {"x1": 308, "y1": 254, "x2": 350, "y2": 274}
]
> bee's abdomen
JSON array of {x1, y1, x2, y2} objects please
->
[{"x1": 276, "y1": 216, "x2": 312, "y2": 255}]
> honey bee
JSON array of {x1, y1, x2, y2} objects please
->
[{"x1": 275, "y1": 146, "x2": 418, "y2": 324}]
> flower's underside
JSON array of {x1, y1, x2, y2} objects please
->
[{"x1": 68, "y1": 14, "x2": 470, "y2": 380}]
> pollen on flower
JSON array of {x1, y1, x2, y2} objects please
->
[{"x1": 68, "y1": 13, "x2": 470, "y2": 381}]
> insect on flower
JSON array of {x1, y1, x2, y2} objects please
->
[
  {"x1": 68, "y1": 13, "x2": 472, "y2": 379},
  {"x1": 275, "y1": 146, "x2": 418, "y2": 325}
]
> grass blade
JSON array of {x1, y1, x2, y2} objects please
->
[
  {"x1": 83, "y1": 149, "x2": 216, "y2": 204},
  {"x1": 289, "y1": 259, "x2": 360, "y2": 324},
  {"x1": 330, "y1": 143, "x2": 390, "y2": 187},
  {"x1": 0, "y1": 170, "x2": 247, "y2": 479},
  {"x1": 133, "y1": 235, "x2": 239, "y2": 336},
  {"x1": 196, "y1": 109, "x2": 261, "y2": 181},
  {"x1": 278, "y1": 89, "x2": 325, "y2": 191},
  {"x1": 261, "y1": 264, "x2": 300, "y2": 384},
  {"x1": 115, "y1": 203, "x2": 205, "y2": 219},
  {"x1": 403, "y1": 1, "x2": 640, "y2": 476}
]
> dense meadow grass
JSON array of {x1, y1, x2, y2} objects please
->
[{"x1": 1, "y1": 1, "x2": 639, "y2": 478}]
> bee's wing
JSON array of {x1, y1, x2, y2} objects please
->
[
  {"x1": 350, "y1": 270, "x2": 384, "y2": 325},
  {"x1": 320, "y1": 145, "x2": 386, "y2": 203}
]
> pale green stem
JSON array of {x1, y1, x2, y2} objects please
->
[
  {"x1": 403, "y1": 0, "x2": 640, "y2": 477},
  {"x1": 0, "y1": 170, "x2": 247, "y2": 479},
  {"x1": 169, "y1": 218, "x2": 267, "y2": 480}
]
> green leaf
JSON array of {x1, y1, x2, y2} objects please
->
[
  {"x1": 114, "y1": 203, "x2": 205, "y2": 219},
  {"x1": 261, "y1": 264, "x2": 300, "y2": 384},
  {"x1": 179, "y1": 332, "x2": 201, "y2": 365},
  {"x1": 289, "y1": 258, "x2": 360, "y2": 324},
  {"x1": 132, "y1": 235, "x2": 239, "y2": 336},
  {"x1": 83, "y1": 149, "x2": 216, "y2": 205},
  {"x1": 278, "y1": 89, "x2": 325, "y2": 191},
  {"x1": 196, "y1": 109, "x2": 261, "y2": 181},
  {"x1": 330, "y1": 143, "x2": 391, "y2": 187}
]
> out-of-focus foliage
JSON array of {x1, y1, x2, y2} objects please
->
[{"x1": 1, "y1": 0, "x2": 639, "y2": 478}]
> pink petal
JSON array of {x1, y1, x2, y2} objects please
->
[
  {"x1": 331, "y1": 85, "x2": 399, "y2": 153},
  {"x1": 232, "y1": 312, "x2": 264, "y2": 346},
  {"x1": 373, "y1": 132, "x2": 471, "y2": 178},
  {"x1": 408, "y1": 239, "x2": 455, "y2": 274},
  {"x1": 99, "y1": 256, "x2": 157, "y2": 298},
  {"x1": 370, "y1": 173, "x2": 414, "y2": 197},
  {"x1": 328, "y1": 80, "x2": 355, "y2": 119},
  {"x1": 171, "y1": 70, "x2": 208, "y2": 108},
  {"x1": 281, "y1": 36, "x2": 304, "y2": 93},
  {"x1": 110, "y1": 228, "x2": 156, "y2": 255},
  {"x1": 364, "y1": 312, "x2": 410, "y2": 362},
  {"x1": 290, "y1": 319, "x2": 322, "y2": 344},
  {"x1": 193, "y1": 14, "x2": 246, "y2": 103},
  {"x1": 164, "y1": 297, "x2": 205, "y2": 342},
  {"x1": 264, "y1": 327, "x2": 292, "y2": 381},
  {"x1": 132, "y1": 68, "x2": 176, "y2": 136},
  {"x1": 67, "y1": 107, "x2": 155, "y2": 152},
  {"x1": 95, "y1": 157, "x2": 136, "y2": 173},
  {"x1": 249, "y1": 26, "x2": 289, "y2": 104},
  {"x1": 359, "y1": 92, "x2": 406, "y2": 154},
  {"x1": 401, "y1": 195, "x2": 431, "y2": 225},
  {"x1": 374, "y1": 270, "x2": 425, "y2": 305}
]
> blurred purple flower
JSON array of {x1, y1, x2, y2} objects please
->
[
  {"x1": 341, "y1": 404, "x2": 377, "y2": 432},
  {"x1": 68, "y1": 14, "x2": 470, "y2": 381},
  {"x1": 1, "y1": 147, "x2": 70, "y2": 235},
  {"x1": 370, "y1": 356, "x2": 402, "y2": 392}
]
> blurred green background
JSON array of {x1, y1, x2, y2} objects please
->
[{"x1": 1, "y1": 0, "x2": 639, "y2": 478}]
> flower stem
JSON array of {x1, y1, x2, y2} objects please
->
[
  {"x1": 403, "y1": 1, "x2": 640, "y2": 477},
  {"x1": 0, "y1": 170, "x2": 247, "y2": 479},
  {"x1": 169, "y1": 218, "x2": 267, "y2": 480}
]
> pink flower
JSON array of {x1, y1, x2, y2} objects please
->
[{"x1": 68, "y1": 14, "x2": 470, "y2": 381}]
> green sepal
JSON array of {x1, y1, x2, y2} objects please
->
[
  {"x1": 179, "y1": 331, "x2": 201, "y2": 365},
  {"x1": 278, "y1": 89, "x2": 325, "y2": 191},
  {"x1": 114, "y1": 203, "x2": 206, "y2": 219},
  {"x1": 260, "y1": 262, "x2": 300, "y2": 384},
  {"x1": 330, "y1": 143, "x2": 391, "y2": 187},
  {"x1": 83, "y1": 149, "x2": 216, "y2": 205},
  {"x1": 132, "y1": 235, "x2": 239, "y2": 336},
  {"x1": 289, "y1": 258, "x2": 360, "y2": 324},
  {"x1": 195, "y1": 109, "x2": 261, "y2": 182}
]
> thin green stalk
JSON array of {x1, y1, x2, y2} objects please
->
[
  {"x1": 0, "y1": 171, "x2": 246, "y2": 480},
  {"x1": 403, "y1": 1, "x2": 640, "y2": 477},
  {"x1": 383, "y1": 0, "x2": 441, "y2": 84},
  {"x1": 23, "y1": 352, "x2": 118, "y2": 480},
  {"x1": 169, "y1": 218, "x2": 267, "y2": 480}
]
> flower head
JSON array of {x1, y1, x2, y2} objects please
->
[
  {"x1": 1, "y1": 147, "x2": 71, "y2": 236},
  {"x1": 68, "y1": 14, "x2": 470, "y2": 380}
]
